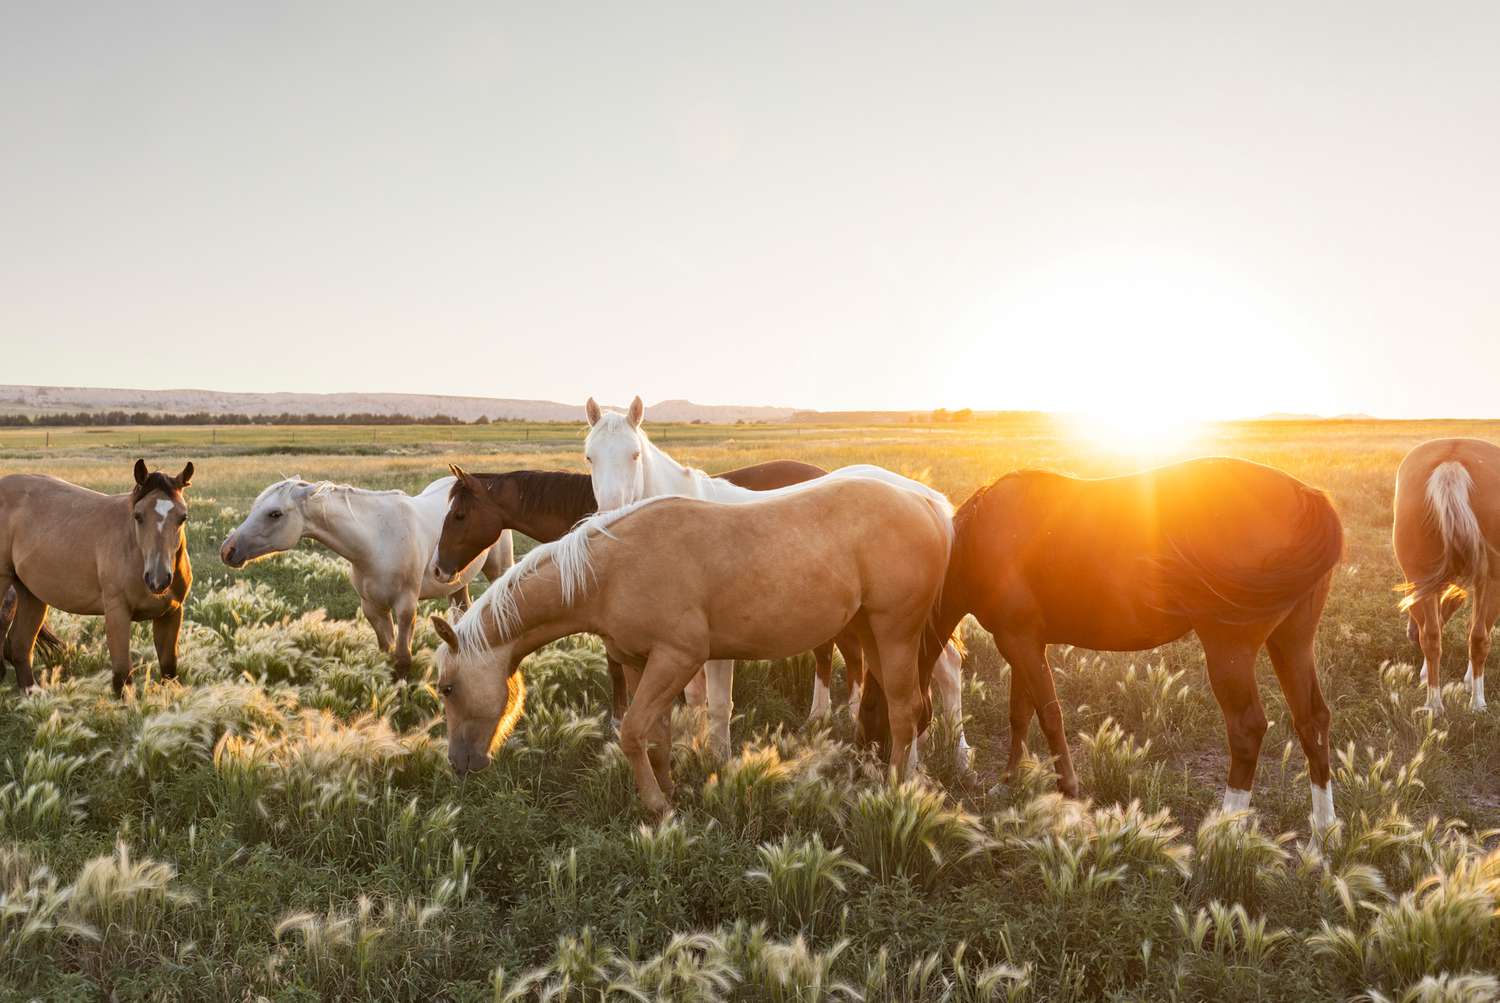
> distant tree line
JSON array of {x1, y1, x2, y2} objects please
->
[{"x1": 0, "y1": 411, "x2": 516, "y2": 428}]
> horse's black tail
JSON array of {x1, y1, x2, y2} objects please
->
[
  {"x1": 1399, "y1": 460, "x2": 1489, "y2": 612},
  {"x1": 1152, "y1": 486, "x2": 1344, "y2": 624}
]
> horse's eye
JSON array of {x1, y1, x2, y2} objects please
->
[
  {"x1": 181, "y1": 513, "x2": 189, "y2": 522},
  {"x1": 632, "y1": 452, "x2": 640, "y2": 461},
  {"x1": 134, "y1": 513, "x2": 143, "y2": 523},
  {"x1": 269, "y1": 510, "x2": 282, "y2": 520},
  {"x1": 454, "y1": 512, "x2": 466, "y2": 522},
  {"x1": 438, "y1": 683, "x2": 454, "y2": 698}
]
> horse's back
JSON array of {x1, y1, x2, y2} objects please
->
[
  {"x1": 956, "y1": 458, "x2": 1340, "y2": 643},
  {"x1": 715, "y1": 459, "x2": 827, "y2": 491}
]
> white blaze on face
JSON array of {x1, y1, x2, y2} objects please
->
[{"x1": 154, "y1": 498, "x2": 174, "y2": 530}]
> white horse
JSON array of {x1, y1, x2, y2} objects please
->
[
  {"x1": 583, "y1": 396, "x2": 972, "y2": 769},
  {"x1": 220, "y1": 476, "x2": 514, "y2": 679}
]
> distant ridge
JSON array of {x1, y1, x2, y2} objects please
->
[{"x1": 0, "y1": 385, "x2": 798, "y2": 425}]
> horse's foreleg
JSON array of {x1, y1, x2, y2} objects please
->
[
  {"x1": 607, "y1": 658, "x2": 628, "y2": 735},
  {"x1": 835, "y1": 628, "x2": 864, "y2": 718},
  {"x1": 868, "y1": 630, "x2": 923, "y2": 780},
  {"x1": 360, "y1": 597, "x2": 395, "y2": 655},
  {"x1": 6, "y1": 584, "x2": 48, "y2": 691},
  {"x1": 104, "y1": 603, "x2": 134, "y2": 697},
  {"x1": 810, "y1": 641, "x2": 834, "y2": 718},
  {"x1": 151, "y1": 605, "x2": 183, "y2": 682},
  {"x1": 991, "y1": 629, "x2": 1075, "y2": 797},
  {"x1": 619, "y1": 650, "x2": 702, "y2": 817},
  {"x1": 1198, "y1": 624, "x2": 1273, "y2": 814},
  {"x1": 391, "y1": 598, "x2": 417, "y2": 681},
  {"x1": 703, "y1": 659, "x2": 734, "y2": 759}
]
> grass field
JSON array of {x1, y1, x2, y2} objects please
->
[{"x1": 3, "y1": 417, "x2": 1499, "y2": 1001}]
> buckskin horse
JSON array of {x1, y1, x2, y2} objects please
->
[{"x1": 0, "y1": 459, "x2": 195, "y2": 694}]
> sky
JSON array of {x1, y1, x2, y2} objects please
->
[{"x1": 3, "y1": 4, "x2": 1498, "y2": 419}]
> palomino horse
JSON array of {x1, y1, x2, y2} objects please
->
[
  {"x1": 1394, "y1": 437, "x2": 1500, "y2": 713},
  {"x1": 583, "y1": 396, "x2": 971, "y2": 766},
  {"x1": 0, "y1": 459, "x2": 194, "y2": 694},
  {"x1": 430, "y1": 474, "x2": 954, "y2": 816},
  {"x1": 896, "y1": 457, "x2": 1343, "y2": 831},
  {"x1": 220, "y1": 476, "x2": 512, "y2": 680},
  {"x1": 430, "y1": 462, "x2": 863, "y2": 736}
]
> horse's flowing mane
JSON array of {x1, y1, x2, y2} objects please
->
[
  {"x1": 255, "y1": 477, "x2": 411, "y2": 508},
  {"x1": 466, "y1": 470, "x2": 599, "y2": 523},
  {"x1": 454, "y1": 493, "x2": 676, "y2": 656}
]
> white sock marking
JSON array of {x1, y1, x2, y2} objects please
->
[
  {"x1": 1465, "y1": 661, "x2": 1475, "y2": 686},
  {"x1": 1426, "y1": 685, "x2": 1445, "y2": 714},
  {"x1": 1221, "y1": 787, "x2": 1252, "y2": 814},
  {"x1": 810, "y1": 675, "x2": 831, "y2": 718},
  {"x1": 1474, "y1": 674, "x2": 1487, "y2": 710},
  {"x1": 847, "y1": 683, "x2": 862, "y2": 716},
  {"x1": 1309, "y1": 781, "x2": 1336, "y2": 830}
]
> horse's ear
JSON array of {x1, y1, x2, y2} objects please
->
[
  {"x1": 449, "y1": 463, "x2": 470, "y2": 484},
  {"x1": 627, "y1": 396, "x2": 644, "y2": 428},
  {"x1": 585, "y1": 397, "x2": 602, "y2": 426},
  {"x1": 430, "y1": 615, "x2": 460, "y2": 651},
  {"x1": 176, "y1": 462, "x2": 194, "y2": 489},
  {"x1": 133, "y1": 458, "x2": 148, "y2": 488}
]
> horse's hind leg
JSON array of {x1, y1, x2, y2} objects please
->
[
  {"x1": 703, "y1": 659, "x2": 734, "y2": 759},
  {"x1": 1410, "y1": 594, "x2": 1446, "y2": 714},
  {"x1": 1195, "y1": 623, "x2": 1274, "y2": 814},
  {"x1": 1266, "y1": 575, "x2": 1336, "y2": 832},
  {"x1": 1465, "y1": 578, "x2": 1500, "y2": 710},
  {"x1": 360, "y1": 596, "x2": 395, "y2": 654},
  {"x1": 810, "y1": 640, "x2": 835, "y2": 718},
  {"x1": 867, "y1": 626, "x2": 924, "y2": 780},
  {"x1": 391, "y1": 597, "x2": 418, "y2": 681},
  {"x1": 5, "y1": 584, "x2": 48, "y2": 691}
]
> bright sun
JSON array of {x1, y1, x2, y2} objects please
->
[{"x1": 1065, "y1": 407, "x2": 1203, "y2": 457}]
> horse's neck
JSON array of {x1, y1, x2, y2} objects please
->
[
  {"x1": 475, "y1": 558, "x2": 593, "y2": 656},
  {"x1": 488, "y1": 476, "x2": 585, "y2": 543},
  {"x1": 300, "y1": 490, "x2": 387, "y2": 567},
  {"x1": 640, "y1": 438, "x2": 754, "y2": 502}
]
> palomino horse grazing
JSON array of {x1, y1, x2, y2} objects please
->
[
  {"x1": 430, "y1": 474, "x2": 954, "y2": 816},
  {"x1": 0, "y1": 459, "x2": 195, "y2": 694},
  {"x1": 583, "y1": 396, "x2": 971, "y2": 766},
  {"x1": 1394, "y1": 437, "x2": 1500, "y2": 714},
  {"x1": 894, "y1": 457, "x2": 1343, "y2": 832},
  {"x1": 221, "y1": 476, "x2": 512, "y2": 680},
  {"x1": 430, "y1": 462, "x2": 863, "y2": 736}
]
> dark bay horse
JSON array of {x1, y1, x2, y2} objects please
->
[
  {"x1": 432, "y1": 461, "x2": 863, "y2": 735},
  {"x1": 895, "y1": 457, "x2": 1343, "y2": 829},
  {"x1": 1394, "y1": 437, "x2": 1500, "y2": 714},
  {"x1": 0, "y1": 459, "x2": 194, "y2": 694}
]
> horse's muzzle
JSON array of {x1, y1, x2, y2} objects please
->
[
  {"x1": 144, "y1": 571, "x2": 173, "y2": 595},
  {"x1": 220, "y1": 537, "x2": 245, "y2": 568},
  {"x1": 449, "y1": 747, "x2": 491, "y2": 775}
]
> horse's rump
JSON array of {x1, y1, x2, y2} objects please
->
[
  {"x1": 1398, "y1": 458, "x2": 1489, "y2": 609},
  {"x1": 1148, "y1": 483, "x2": 1344, "y2": 624}
]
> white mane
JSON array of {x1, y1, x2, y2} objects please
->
[
  {"x1": 454, "y1": 492, "x2": 677, "y2": 656},
  {"x1": 252, "y1": 476, "x2": 410, "y2": 509}
]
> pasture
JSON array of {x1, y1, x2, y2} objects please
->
[{"x1": 2, "y1": 416, "x2": 1499, "y2": 1001}]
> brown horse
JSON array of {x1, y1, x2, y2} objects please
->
[
  {"x1": 1394, "y1": 437, "x2": 1500, "y2": 714},
  {"x1": 0, "y1": 459, "x2": 194, "y2": 694},
  {"x1": 430, "y1": 474, "x2": 953, "y2": 816},
  {"x1": 432, "y1": 462, "x2": 864, "y2": 737},
  {"x1": 901, "y1": 457, "x2": 1343, "y2": 830}
]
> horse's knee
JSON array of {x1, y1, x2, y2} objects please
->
[{"x1": 1229, "y1": 705, "x2": 1268, "y2": 758}]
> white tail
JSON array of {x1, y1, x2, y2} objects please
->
[{"x1": 1404, "y1": 461, "x2": 1489, "y2": 608}]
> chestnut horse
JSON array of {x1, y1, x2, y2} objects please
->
[
  {"x1": 899, "y1": 457, "x2": 1343, "y2": 831},
  {"x1": 430, "y1": 474, "x2": 953, "y2": 816},
  {"x1": 0, "y1": 459, "x2": 194, "y2": 694},
  {"x1": 432, "y1": 462, "x2": 864, "y2": 739},
  {"x1": 1394, "y1": 437, "x2": 1500, "y2": 714}
]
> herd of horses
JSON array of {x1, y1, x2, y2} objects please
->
[{"x1": 2, "y1": 403, "x2": 1498, "y2": 830}]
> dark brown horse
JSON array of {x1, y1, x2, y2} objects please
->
[
  {"x1": 1394, "y1": 437, "x2": 1500, "y2": 714},
  {"x1": 0, "y1": 459, "x2": 194, "y2": 694},
  {"x1": 432, "y1": 461, "x2": 863, "y2": 736},
  {"x1": 893, "y1": 457, "x2": 1342, "y2": 829}
]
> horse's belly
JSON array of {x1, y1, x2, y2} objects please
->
[
  {"x1": 705, "y1": 598, "x2": 858, "y2": 661},
  {"x1": 11, "y1": 552, "x2": 104, "y2": 615}
]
